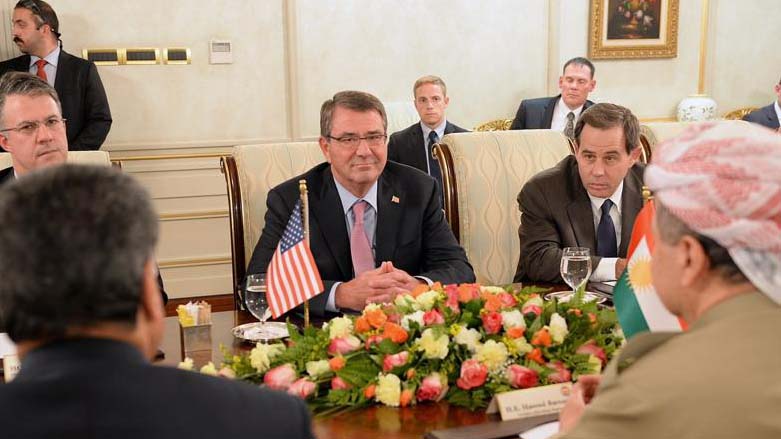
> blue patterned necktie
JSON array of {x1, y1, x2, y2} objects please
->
[{"x1": 596, "y1": 199, "x2": 618, "y2": 257}]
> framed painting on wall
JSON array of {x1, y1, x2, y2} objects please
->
[{"x1": 589, "y1": 0, "x2": 679, "y2": 59}]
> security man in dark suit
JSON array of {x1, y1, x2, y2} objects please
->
[
  {"x1": 743, "y1": 76, "x2": 781, "y2": 132},
  {"x1": 0, "y1": 0, "x2": 112, "y2": 150},
  {"x1": 510, "y1": 57, "x2": 596, "y2": 138}
]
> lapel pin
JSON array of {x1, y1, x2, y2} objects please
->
[{"x1": 391, "y1": 195, "x2": 400, "y2": 204}]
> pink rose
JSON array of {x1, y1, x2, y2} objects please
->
[
  {"x1": 382, "y1": 351, "x2": 410, "y2": 372},
  {"x1": 506, "y1": 364, "x2": 539, "y2": 389},
  {"x1": 481, "y1": 311, "x2": 503, "y2": 335},
  {"x1": 417, "y1": 373, "x2": 448, "y2": 402},
  {"x1": 287, "y1": 377, "x2": 316, "y2": 399},
  {"x1": 331, "y1": 376, "x2": 351, "y2": 390},
  {"x1": 365, "y1": 334, "x2": 385, "y2": 350},
  {"x1": 576, "y1": 340, "x2": 607, "y2": 366},
  {"x1": 423, "y1": 309, "x2": 445, "y2": 326},
  {"x1": 264, "y1": 364, "x2": 297, "y2": 390},
  {"x1": 328, "y1": 335, "x2": 361, "y2": 355},
  {"x1": 444, "y1": 285, "x2": 460, "y2": 312},
  {"x1": 546, "y1": 361, "x2": 572, "y2": 383},
  {"x1": 456, "y1": 359, "x2": 488, "y2": 390},
  {"x1": 498, "y1": 292, "x2": 517, "y2": 308},
  {"x1": 522, "y1": 303, "x2": 542, "y2": 316}
]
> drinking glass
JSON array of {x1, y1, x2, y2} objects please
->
[
  {"x1": 245, "y1": 274, "x2": 270, "y2": 325},
  {"x1": 548, "y1": 247, "x2": 593, "y2": 302}
]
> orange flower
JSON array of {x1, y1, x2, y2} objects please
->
[
  {"x1": 364, "y1": 384, "x2": 376, "y2": 399},
  {"x1": 457, "y1": 284, "x2": 480, "y2": 303},
  {"x1": 409, "y1": 283, "x2": 430, "y2": 298},
  {"x1": 354, "y1": 316, "x2": 371, "y2": 333},
  {"x1": 430, "y1": 282, "x2": 443, "y2": 291},
  {"x1": 365, "y1": 308, "x2": 388, "y2": 329},
  {"x1": 383, "y1": 322, "x2": 409, "y2": 344},
  {"x1": 482, "y1": 293, "x2": 503, "y2": 312},
  {"x1": 531, "y1": 328, "x2": 552, "y2": 347},
  {"x1": 329, "y1": 356, "x2": 346, "y2": 371},
  {"x1": 527, "y1": 348, "x2": 545, "y2": 364},
  {"x1": 400, "y1": 389, "x2": 414, "y2": 407},
  {"x1": 507, "y1": 326, "x2": 525, "y2": 339},
  {"x1": 406, "y1": 368, "x2": 416, "y2": 380},
  {"x1": 588, "y1": 313, "x2": 597, "y2": 324},
  {"x1": 568, "y1": 308, "x2": 582, "y2": 317}
]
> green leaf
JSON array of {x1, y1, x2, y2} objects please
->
[{"x1": 336, "y1": 353, "x2": 381, "y2": 387}]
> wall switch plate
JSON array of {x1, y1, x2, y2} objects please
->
[{"x1": 209, "y1": 40, "x2": 232, "y2": 64}]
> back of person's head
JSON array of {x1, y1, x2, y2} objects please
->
[
  {"x1": 563, "y1": 57, "x2": 595, "y2": 78},
  {"x1": 320, "y1": 90, "x2": 387, "y2": 137},
  {"x1": 574, "y1": 102, "x2": 639, "y2": 154},
  {"x1": 0, "y1": 165, "x2": 159, "y2": 342},
  {"x1": 0, "y1": 71, "x2": 61, "y2": 124},
  {"x1": 15, "y1": 0, "x2": 59, "y2": 38},
  {"x1": 413, "y1": 75, "x2": 447, "y2": 98}
]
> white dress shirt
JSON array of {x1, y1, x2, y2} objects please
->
[
  {"x1": 550, "y1": 97, "x2": 585, "y2": 133},
  {"x1": 587, "y1": 182, "x2": 623, "y2": 281},
  {"x1": 28, "y1": 46, "x2": 60, "y2": 87},
  {"x1": 775, "y1": 101, "x2": 781, "y2": 126}
]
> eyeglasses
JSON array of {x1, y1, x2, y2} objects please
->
[
  {"x1": 327, "y1": 134, "x2": 387, "y2": 149},
  {"x1": 0, "y1": 117, "x2": 66, "y2": 136}
]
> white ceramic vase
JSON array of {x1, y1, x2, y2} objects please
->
[{"x1": 677, "y1": 94, "x2": 718, "y2": 122}]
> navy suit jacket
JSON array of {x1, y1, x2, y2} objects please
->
[
  {"x1": 0, "y1": 339, "x2": 313, "y2": 439},
  {"x1": 743, "y1": 103, "x2": 780, "y2": 130},
  {"x1": 0, "y1": 49, "x2": 112, "y2": 151},
  {"x1": 246, "y1": 161, "x2": 475, "y2": 316},
  {"x1": 387, "y1": 121, "x2": 468, "y2": 174},
  {"x1": 510, "y1": 95, "x2": 594, "y2": 130}
]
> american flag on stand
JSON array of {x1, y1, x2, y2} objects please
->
[{"x1": 267, "y1": 200, "x2": 323, "y2": 318}]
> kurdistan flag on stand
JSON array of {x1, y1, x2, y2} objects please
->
[{"x1": 613, "y1": 200, "x2": 687, "y2": 340}]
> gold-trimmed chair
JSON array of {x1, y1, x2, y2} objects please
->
[
  {"x1": 723, "y1": 107, "x2": 758, "y2": 121},
  {"x1": 474, "y1": 118, "x2": 513, "y2": 132},
  {"x1": 434, "y1": 130, "x2": 573, "y2": 285},
  {"x1": 220, "y1": 142, "x2": 324, "y2": 306}
]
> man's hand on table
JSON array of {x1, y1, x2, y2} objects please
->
[
  {"x1": 614, "y1": 258, "x2": 628, "y2": 279},
  {"x1": 558, "y1": 374, "x2": 602, "y2": 434},
  {"x1": 335, "y1": 262, "x2": 424, "y2": 311}
]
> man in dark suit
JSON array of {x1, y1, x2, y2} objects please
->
[
  {"x1": 0, "y1": 165, "x2": 314, "y2": 439},
  {"x1": 247, "y1": 91, "x2": 474, "y2": 315},
  {"x1": 514, "y1": 103, "x2": 644, "y2": 284},
  {"x1": 0, "y1": 71, "x2": 167, "y2": 302},
  {"x1": 388, "y1": 75, "x2": 468, "y2": 195},
  {"x1": 743, "y1": 76, "x2": 781, "y2": 131},
  {"x1": 0, "y1": 0, "x2": 112, "y2": 151},
  {"x1": 510, "y1": 57, "x2": 596, "y2": 137}
]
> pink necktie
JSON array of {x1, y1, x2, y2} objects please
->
[
  {"x1": 35, "y1": 59, "x2": 47, "y2": 82},
  {"x1": 350, "y1": 200, "x2": 374, "y2": 276}
]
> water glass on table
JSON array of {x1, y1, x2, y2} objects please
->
[
  {"x1": 245, "y1": 274, "x2": 271, "y2": 325},
  {"x1": 548, "y1": 247, "x2": 593, "y2": 302}
]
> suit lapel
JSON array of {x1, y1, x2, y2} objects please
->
[
  {"x1": 309, "y1": 168, "x2": 352, "y2": 279},
  {"x1": 620, "y1": 169, "x2": 643, "y2": 255},
  {"x1": 53, "y1": 50, "x2": 70, "y2": 92},
  {"x1": 375, "y1": 172, "x2": 403, "y2": 264},
  {"x1": 567, "y1": 163, "x2": 596, "y2": 249},
  {"x1": 408, "y1": 124, "x2": 428, "y2": 171},
  {"x1": 542, "y1": 96, "x2": 558, "y2": 129},
  {"x1": 766, "y1": 106, "x2": 780, "y2": 129}
]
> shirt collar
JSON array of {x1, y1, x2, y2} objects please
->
[
  {"x1": 774, "y1": 101, "x2": 781, "y2": 123},
  {"x1": 333, "y1": 176, "x2": 378, "y2": 215},
  {"x1": 420, "y1": 119, "x2": 447, "y2": 141},
  {"x1": 587, "y1": 181, "x2": 624, "y2": 213},
  {"x1": 556, "y1": 96, "x2": 585, "y2": 117},
  {"x1": 29, "y1": 46, "x2": 60, "y2": 68}
]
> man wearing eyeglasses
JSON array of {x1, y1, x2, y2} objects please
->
[
  {"x1": 247, "y1": 91, "x2": 475, "y2": 315},
  {"x1": 0, "y1": 0, "x2": 111, "y2": 151}
]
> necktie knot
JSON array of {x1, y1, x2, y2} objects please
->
[
  {"x1": 567, "y1": 112, "x2": 575, "y2": 121},
  {"x1": 428, "y1": 130, "x2": 439, "y2": 147},
  {"x1": 600, "y1": 199, "x2": 614, "y2": 215},
  {"x1": 352, "y1": 200, "x2": 367, "y2": 224}
]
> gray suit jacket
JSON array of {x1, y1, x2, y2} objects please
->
[
  {"x1": 510, "y1": 95, "x2": 594, "y2": 130},
  {"x1": 513, "y1": 155, "x2": 644, "y2": 283},
  {"x1": 743, "y1": 103, "x2": 780, "y2": 130}
]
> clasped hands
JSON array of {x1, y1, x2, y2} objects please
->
[
  {"x1": 335, "y1": 261, "x2": 424, "y2": 311},
  {"x1": 558, "y1": 374, "x2": 602, "y2": 434}
]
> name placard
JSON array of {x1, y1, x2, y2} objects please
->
[
  {"x1": 487, "y1": 383, "x2": 572, "y2": 421},
  {"x1": 3, "y1": 354, "x2": 20, "y2": 383}
]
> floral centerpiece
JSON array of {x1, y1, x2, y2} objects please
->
[{"x1": 188, "y1": 283, "x2": 623, "y2": 414}]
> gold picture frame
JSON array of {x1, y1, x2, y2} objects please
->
[{"x1": 589, "y1": 0, "x2": 679, "y2": 59}]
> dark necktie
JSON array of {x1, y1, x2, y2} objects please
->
[
  {"x1": 564, "y1": 112, "x2": 575, "y2": 139},
  {"x1": 427, "y1": 130, "x2": 443, "y2": 190},
  {"x1": 596, "y1": 199, "x2": 617, "y2": 257}
]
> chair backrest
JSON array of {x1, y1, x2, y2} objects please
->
[
  {"x1": 0, "y1": 151, "x2": 113, "y2": 170},
  {"x1": 221, "y1": 142, "x2": 324, "y2": 301},
  {"x1": 435, "y1": 130, "x2": 572, "y2": 285},
  {"x1": 473, "y1": 118, "x2": 513, "y2": 132},
  {"x1": 640, "y1": 120, "x2": 754, "y2": 162}
]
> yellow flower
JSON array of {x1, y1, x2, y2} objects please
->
[
  {"x1": 583, "y1": 354, "x2": 603, "y2": 375},
  {"x1": 414, "y1": 291, "x2": 440, "y2": 311},
  {"x1": 476, "y1": 339, "x2": 509, "y2": 371},
  {"x1": 480, "y1": 286, "x2": 505, "y2": 295},
  {"x1": 249, "y1": 343, "x2": 285, "y2": 374},
  {"x1": 504, "y1": 336, "x2": 533, "y2": 357},
  {"x1": 549, "y1": 313, "x2": 569, "y2": 344},
  {"x1": 418, "y1": 328, "x2": 450, "y2": 359},
  {"x1": 449, "y1": 323, "x2": 462, "y2": 337},
  {"x1": 454, "y1": 327, "x2": 482, "y2": 353},
  {"x1": 177, "y1": 357, "x2": 194, "y2": 371},
  {"x1": 200, "y1": 362, "x2": 218, "y2": 376},
  {"x1": 394, "y1": 293, "x2": 416, "y2": 309},
  {"x1": 306, "y1": 359, "x2": 331, "y2": 378},
  {"x1": 327, "y1": 316, "x2": 354, "y2": 340},
  {"x1": 376, "y1": 373, "x2": 401, "y2": 407}
]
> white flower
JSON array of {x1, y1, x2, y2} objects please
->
[
  {"x1": 200, "y1": 362, "x2": 218, "y2": 376},
  {"x1": 414, "y1": 290, "x2": 440, "y2": 311},
  {"x1": 480, "y1": 286, "x2": 505, "y2": 295},
  {"x1": 375, "y1": 373, "x2": 401, "y2": 407},
  {"x1": 394, "y1": 293, "x2": 416, "y2": 309},
  {"x1": 249, "y1": 343, "x2": 285, "y2": 374},
  {"x1": 177, "y1": 357, "x2": 194, "y2": 371},
  {"x1": 417, "y1": 328, "x2": 450, "y2": 359},
  {"x1": 401, "y1": 310, "x2": 425, "y2": 330},
  {"x1": 328, "y1": 316, "x2": 354, "y2": 340},
  {"x1": 549, "y1": 313, "x2": 569, "y2": 344},
  {"x1": 500, "y1": 310, "x2": 525, "y2": 331},
  {"x1": 363, "y1": 303, "x2": 382, "y2": 313},
  {"x1": 454, "y1": 327, "x2": 483, "y2": 353},
  {"x1": 475, "y1": 340, "x2": 509, "y2": 371},
  {"x1": 305, "y1": 359, "x2": 331, "y2": 378}
]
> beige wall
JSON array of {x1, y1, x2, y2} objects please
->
[{"x1": 1, "y1": 0, "x2": 777, "y2": 299}]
